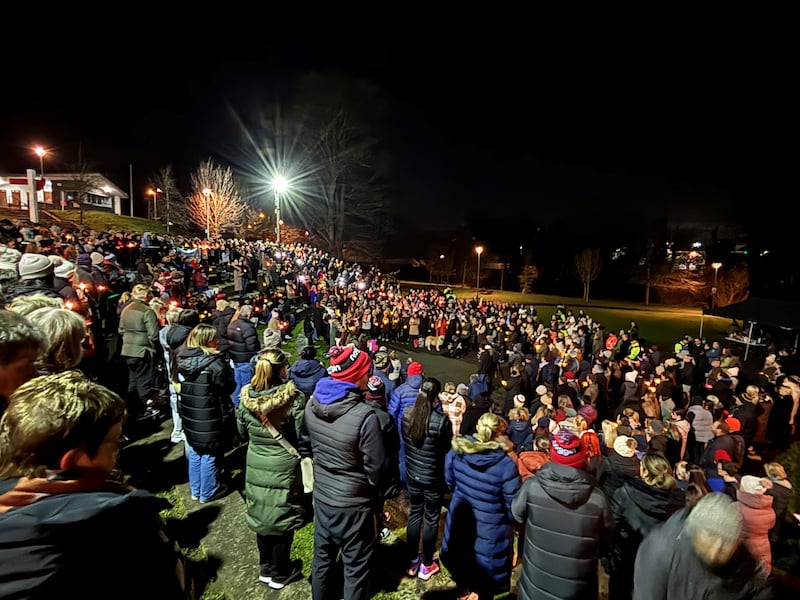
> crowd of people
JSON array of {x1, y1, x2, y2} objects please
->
[{"x1": 1, "y1": 216, "x2": 799, "y2": 599}]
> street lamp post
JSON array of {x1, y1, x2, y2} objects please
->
[
  {"x1": 202, "y1": 188, "x2": 212, "y2": 239},
  {"x1": 148, "y1": 188, "x2": 162, "y2": 221},
  {"x1": 33, "y1": 146, "x2": 50, "y2": 209},
  {"x1": 475, "y1": 245, "x2": 484, "y2": 290},
  {"x1": 711, "y1": 262, "x2": 723, "y2": 309},
  {"x1": 272, "y1": 175, "x2": 289, "y2": 244}
]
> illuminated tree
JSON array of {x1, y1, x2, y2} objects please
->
[
  {"x1": 187, "y1": 160, "x2": 247, "y2": 238},
  {"x1": 518, "y1": 265, "x2": 540, "y2": 294}
]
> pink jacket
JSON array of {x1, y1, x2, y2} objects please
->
[{"x1": 737, "y1": 491, "x2": 775, "y2": 573}]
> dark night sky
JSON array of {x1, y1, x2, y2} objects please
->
[{"x1": 1, "y1": 29, "x2": 793, "y2": 234}]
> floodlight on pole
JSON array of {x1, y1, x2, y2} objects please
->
[
  {"x1": 202, "y1": 188, "x2": 212, "y2": 239},
  {"x1": 475, "y1": 245, "x2": 484, "y2": 289},
  {"x1": 272, "y1": 175, "x2": 289, "y2": 244}
]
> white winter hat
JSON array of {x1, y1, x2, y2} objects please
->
[{"x1": 54, "y1": 259, "x2": 77, "y2": 280}]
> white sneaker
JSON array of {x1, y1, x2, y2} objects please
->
[{"x1": 258, "y1": 575, "x2": 271, "y2": 585}]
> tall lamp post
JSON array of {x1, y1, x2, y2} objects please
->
[
  {"x1": 272, "y1": 175, "x2": 289, "y2": 244},
  {"x1": 147, "y1": 187, "x2": 162, "y2": 221},
  {"x1": 711, "y1": 262, "x2": 723, "y2": 309},
  {"x1": 202, "y1": 188, "x2": 212, "y2": 239},
  {"x1": 33, "y1": 146, "x2": 50, "y2": 209},
  {"x1": 475, "y1": 245, "x2": 484, "y2": 290}
]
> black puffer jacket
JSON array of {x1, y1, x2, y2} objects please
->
[
  {"x1": 511, "y1": 462, "x2": 615, "y2": 600},
  {"x1": 226, "y1": 317, "x2": 259, "y2": 363},
  {"x1": 596, "y1": 451, "x2": 640, "y2": 500},
  {"x1": 176, "y1": 346, "x2": 236, "y2": 455},
  {"x1": 606, "y1": 478, "x2": 686, "y2": 599},
  {"x1": 401, "y1": 405, "x2": 452, "y2": 488}
]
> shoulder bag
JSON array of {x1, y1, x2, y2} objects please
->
[{"x1": 258, "y1": 413, "x2": 314, "y2": 494}]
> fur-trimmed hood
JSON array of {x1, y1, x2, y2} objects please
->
[{"x1": 240, "y1": 380, "x2": 301, "y2": 416}]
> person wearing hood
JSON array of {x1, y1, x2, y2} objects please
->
[
  {"x1": 736, "y1": 475, "x2": 775, "y2": 575},
  {"x1": 288, "y1": 345, "x2": 328, "y2": 398},
  {"x1": 511, "y1": 458, "x2": 614, "y2": 600},
  {"x1": 441, "y1": 412, "x2": 520, "y2": 600},
  {"x1": 176, "y1": 323, "x2": 236, "y2": 504},
  {"x1": 606, "y1": 453, "x2": 685, "y2": 600},
  {"x1": 389, "y1": 360, "x2": 425, "y2": 490},
  {"x1": 237, "y1": 349, "x2": 307, "y2": 590},
  {"x1": 304, "y1": 344, "x2": 385, "y2": 600}
]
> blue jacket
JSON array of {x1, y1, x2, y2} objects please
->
[
  {"x1": 288, "y1": 358, "x2": 328, "y2": 398},
  {"x1": 441, "y1": 435, "x2": 520, "y2": 594},
  {"x1": 388, "y1": 373, "x2": 423, "y2": 432}
]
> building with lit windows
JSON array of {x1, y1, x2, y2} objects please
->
[{"x1": 0, "y1": 172, "x2": 127, "y2": 216}]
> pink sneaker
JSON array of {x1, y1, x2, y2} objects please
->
[
  {"x1": 405, "y1": 555, "x2": 422, "y2": 577},
  {"x1": 417, "y1": 558, "x2": 440, "y2": 581}
]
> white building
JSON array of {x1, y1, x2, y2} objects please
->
[{"x1": 0, "y1": 172, "x2": 128, "y2": 217}]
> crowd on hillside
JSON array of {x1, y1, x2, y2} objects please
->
[{"x1": 1, "y1": 216, "x2": 799, "y2": 599}]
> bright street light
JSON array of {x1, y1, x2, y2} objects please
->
[
  {"x1": 272, "y1": 175, "x2": 289, "y2": 243},
  {"x1": 147, "y1": 188, "x2": 162, "y2": 221},
  {"x1": 34, "y1": 146, "x2": 46, "y2": 173},
  {"x1": 475, "y1": 245, "x2": 484, "y2": 289},
  {"x1": 202, "y1": 188, "x2": 212, "y2": 239}
]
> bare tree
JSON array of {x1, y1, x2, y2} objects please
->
[
  {"x1": 148, "y1": 165, "x2": 190, "y2": 234},
  {"x1": 574, "y1": 248, "x2": 602, "y2": 302},
  {"x1": 187, "y1": 160, "x2": 247, "y2": 238},
  {"x1": 712, "y1": 264, "x2": 750, "y2": 307},
  {"x1": 651, "y1": 270, "x2": 708, "y2": 305},
  {"x1": 518, "y1": 265, "x2": 540, "y2": 294},
  {"x1": 273, "y1": 72, "x2": 391, "y2": 257},
  {"x1": 62, "y1": 158, "x2": 106, "y2": 227}
]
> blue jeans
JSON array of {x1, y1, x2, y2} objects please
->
[
  {"x1": 186, "y1": 443, "x2": 221, "y2": 501},
  {"x1": 232, "y1": 362, "x2": 252, "y2": 407}
]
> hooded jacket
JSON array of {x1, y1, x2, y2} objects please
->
[
  {"x1": 288, "y1": 358, "x2": 328, "y2": 398},
  {"x1": 176, "y1": 346, "x2": 236, "y2": 454},
  {"x1": 236, "y1": 381, "x2": 307, "y2": 536},
  {"x1": 440, "y1": 435, "x2": 520, "y2": 594},
  {"x1": 737, "y1": 491, "x2": 775, "y2": 573},
  {"x1": 388, "y1": 373, "x2": 424, "y2": 432},
  {"x1": 606, "y1": 478, "x2": 686, "y2": 598},
  {"x1": 511, "y1": 462, "x2": 615, "y2": 600},
  {"x1": 303, "y1": 378, "x2": 385, "y2": 508}
]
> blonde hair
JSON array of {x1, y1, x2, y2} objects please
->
[
  {"x1": 131, "y1": 284, "x2": 150, "y2": 300},
  {"x1": 7, "y1": 293, "x2": 63, "y2": 317},
  {"x1": 641, "y1": 453, "x2": 676, "y2": 490},
  {"x1": 509, "y1": 406, "x2": 530, "y2": 422},
  {"x1": 475, "y1": 412, "x2": 507, "y2": 443},
  {"x1": 601, "y1": 419, "x2": 618, "y2": 448},
  {"x1": 0, "y1": 370, "x2": 126, "y2": 479},
  {"x1": 249, "y1": 349, "x2": 289, "y2": 391},
  {"x1": 765, "y1": 462, "x2": 787, "y2": 480},
  {"x1": 185, "y1": 323, "x2": 219, "y2": 355},
  {"x1": 26, "y1": 307, "x2": 86, "y2": 370}
]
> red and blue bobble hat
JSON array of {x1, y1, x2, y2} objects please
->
[{"x1": 327, "y1": 345, "x2": 373, "y2": 384}]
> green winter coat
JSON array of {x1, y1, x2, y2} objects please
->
[{"x1": 236, "y1": 382, "x2": 307, "y2": 536}]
